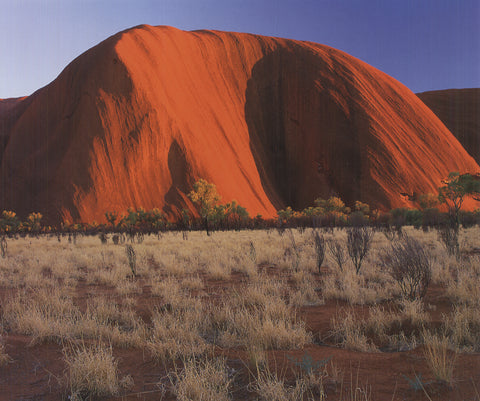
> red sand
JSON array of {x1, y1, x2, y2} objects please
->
[{"x1": 0, "y1": 25, "x2": 478, "y2": 223}]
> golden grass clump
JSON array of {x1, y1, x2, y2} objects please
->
[
  {"x1": 170, "y1": 357, "x2": 232, "y2": 401},
  {"x1": 422, "y1": 330, "x2": 457, "y2": 384},
  {"x1": 64, "y1": 342, "x2": 124, "y2": 400},
  {"x1": 254, "y1": 372, "x2": 310, "y2": 401},
  {"x1": 330, "y1": 309, "x2": 377, "y2": 353},
  {"x1": 147, "y1": 298, "x2": 210, "y2": 362},
  {"x1": 321, "y1": 263, "x2": 396, "y2": 305},
  {"x1": 444, "y1": 256, "x2": 480, "y2": 306},
  {"x1": 2, "y1": 288, "x2": 146, "y2": 347},
  {"x1": 443, "y1": 304, "x2": 480, "y2": 352},
  {"x1": 212, "y1": 278, "x2": 311, "y2": 350}
]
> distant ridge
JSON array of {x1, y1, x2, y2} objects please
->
[{"x1": 417, "y1": 89, "x2": 480, "y2": 164}]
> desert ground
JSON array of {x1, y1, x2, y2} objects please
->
[{"x1": 0, "y1": 226, "x2": 479, "y2": 400}]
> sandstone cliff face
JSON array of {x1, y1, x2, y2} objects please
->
[
  {"x1": 417, "y1": 89, "x2": 480, "y2": 164},
  {"x1": 1, "y1": 25, "x2": 478, "y2": 223}
]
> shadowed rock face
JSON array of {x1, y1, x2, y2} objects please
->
[
  {"x1": 0, "y1": 25, "x2": 478, "y2": 223},
  {"x1": 417, "y1": 89, "x2": 480, "y2": 164}
]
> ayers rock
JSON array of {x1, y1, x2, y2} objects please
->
[
  {"x1": 417, "y1": 89, "x2": 480, "y2": 164},
  {"x1": 1, "y1": 25, "x2": 479, "y2": 224}
]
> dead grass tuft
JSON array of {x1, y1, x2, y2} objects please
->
[
  {"x1": 64, "y1": 342, "x2": 123, "y2": 400},
  {"x1": 422, "y1": 330, "x2": 457, "y2": 385},
  {"x1": 170, "y1": 357, "x2": 232, "y2": 401}
]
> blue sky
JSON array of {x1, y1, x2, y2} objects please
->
[{"x1": 1, "y1": 0, "x2": 479, "y2": 98}]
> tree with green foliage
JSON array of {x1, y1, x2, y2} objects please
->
[
  {"x1": 417, "y1": 193, "x2": 440, "y2": 211},
  {"x1": 0, "y1": 211, "x2": 20, "y2": 233},
  {"x1": 25, "y1": 212, "x2": 43, "y2": 232},
  {"x1": 438, "y1": 172, "x2": 480, "y2": 228},
  {"x1": 354, "y1": 201, "x2": 371, "y2": 217},
  {"x1": 223, "y1": 200, "x2": 249, "y2": 228},
  {"x1": 437, "y1": 172, "x2": 480, "y2": 256},
  {"x1": 314, "y1": 196, "x2": 351, "y2": 214},
  {"x1": 188, "y1": 179, "x2": 222, "y2": 234},
  {"x1": 277, "y1": 206, "x2": 296, "y2": 223},
  {"x1": 105, "y1": 211, "x2": 118, "y2": 228}
]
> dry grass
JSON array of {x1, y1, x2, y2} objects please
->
[
  {"x1": 64, "y1": 342, "x2": 123, "y2": 400},
  {"x1": 443, "y1": 304, "x2": 480, "y2": 352},
  {"x1": 0, "y1": 227, "x2": 479, "y2": 399},
  {"x1": 331, "y1": 299, "x2": 430, "y2": 352},
  {"x1": 422, "y1": 330, "x2": 457, "y2": 384},
  {"x1": 3, "y1": 288, "x2": 146, "y2": 347},
  {"x1": 254, "y1": 371, "x2": 311, "y2": 401},
  {"x1": 170, "y1": 357, "x2": 232, "y2": 401},
  {"x1": 213, "y1": 300, "x2": 311, "y2": 350},
  {"x1": 147, "y1": 298, "x2": 209, "y2": 362},
  {"x1": 331, "y1": 309, "x2": 378, "y2": 353},
  {"x1": 0, "y1": 336, "x2": 10, "y2": 367},
  {"x1": 321, "y1": 263, "x2": 397, "y2": 305}
]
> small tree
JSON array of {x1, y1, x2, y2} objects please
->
[
  {"x1": 313, "y1": 230, "x2": 326, "y2": 274},
  {"x1": 105, "y1": 211, "x2": 118, "y2": 228},
  {"x1": 381, "y1": 235, "x2": 432, "y2": 300},
  {"x1": 125, "y1": 244, "x2": 137, "y2": 278},
  {"x1": 188, "y1": 179, "x2": 221, "y2": 235},
  {"x1": 0, "y1": 236, "x2": 7, "y2": 258},
  {"x1": 354, "y1": 201, "x2": 370, "y2": 216},
  {"x1": 24, "y1": 212, "x2": 43, "y2": 233},
  {"x1": 315, "y1": 197, "x2": 351, "y2": 215},
  {"x1": 328, "y1": 239, "x2": 347, "y2": 271},
  {"x1": 347, "y1": 227, "x2": 374, "y2": 274},
  {"x1": 438, "y1": 172, "x2": 480, "y2": 255},
  {"x1": 0, "y1": 211, "x2": 20, "y2": 233},
  {"x1": 277, "y1": 206, "x2": 296, "y2": 223},
  {"x1": 438, "y1": 172, "x2": 480, "y2": 228}
]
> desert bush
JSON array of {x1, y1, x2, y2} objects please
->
[
  {"x1": 285, "y1": 230, "x2": 300, "y2": 272},
  {"x1": 125, "y1": 244, "x2": 137, "y2": 277},
  {"x1": 380, "y1": 235, "x2": 432, "y2": 300},
  {"x1": 249, "y1": 240, "x2": 257, "y2": 265},
  {"x1": 99, "y1": 232, "x2": 108, "y2": 244},
  {"x1": 328, "y1": 239, "x2": 347, "y2": 271},
  {"x1": 170, "y1": 357, "x2": 231, "y2": 401},
  {"x1": 0, "y1": 236, "x2": 6, "y2": 258},
  {"x1": 64, "y1": 342, "x2": 122, "y2": 400},
  {"x1": 313, "y1": 231, "x2": 325, "y2": 273},
  {"x1": 347, "y1": 227, "x2": 374, "y2": 274},
  {"x1": 437, "y1": 225, "x2": 459, "y2": 256}
]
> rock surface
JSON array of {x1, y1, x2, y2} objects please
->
[
  {"x1": 417, "y1": 89, "x2": 480, "y2": 164},
  {"x1": 1, "y1": 25, "x2": 478, "y2": 223}
]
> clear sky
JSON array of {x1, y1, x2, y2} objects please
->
[{"x1": 1, "y1": 0, "x2": 479, "y2": 98}]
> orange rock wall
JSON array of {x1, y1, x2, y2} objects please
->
[{"x1": 0, "y1": 25, "x2": 478, "y2": 223}]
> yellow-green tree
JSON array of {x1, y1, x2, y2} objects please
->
[
  {"x1": 188, "y1": 179, "x2": 221, "y2": 234},
  {"x1": 24, "y1": 212, "x2": 43, "y2": 232}
]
